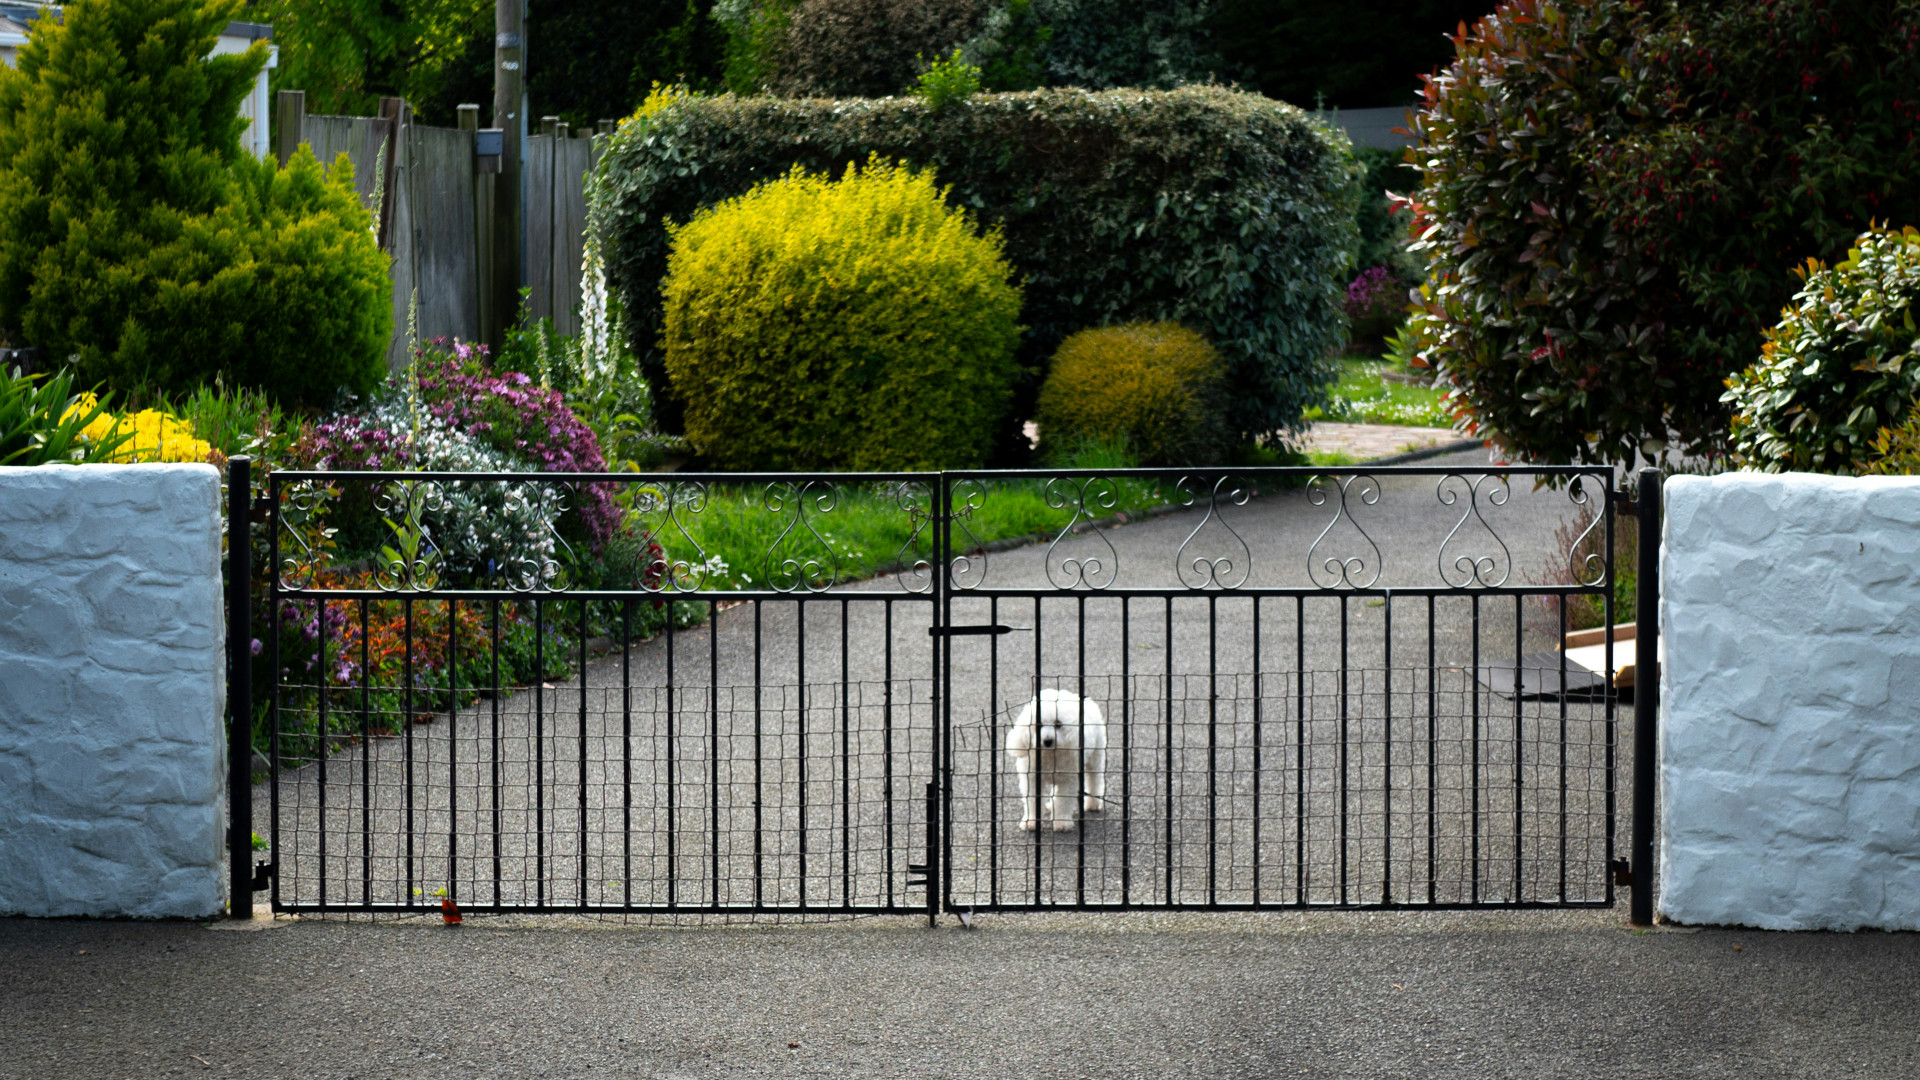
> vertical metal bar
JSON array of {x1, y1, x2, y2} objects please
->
[
  {"x1": 1513, "y1": 595, "x2": 1525, "y2": 903},
  {"x1": 1338, "y1": 595, "x2": 1349, "y2": 905},
  {"x1": 266, "y1": 475, "x2": 281, "y2": 913},
  {"x1": 1295, "y1": 595, "x2": 1305, "y2": 906},
  {"x1": 990, "y1": 595, "x2": 1001, "y2": 905},
  {"x1": 316, "y1": 593, "x2": 328, "y2": 911},
  {"x1": 490, "y1": 599, "x2": 501, "y2": 910},
  {"x1": 883, "y1": 600, "x2": 895, "y2": 908},
  {"x1": 226, "y1": 457, "x2": 253, "y2": 918},
  {"x1": 578, "y1": 599, "x2": 589, "y2": 908},
  {"x1": 1120, "y1": 595, "x2": 1130, "y2": 905},
  {"x1": 622, "y1": 598, "x2": 633, "y2": 909},
  {"x1": 752, "y1": 600, "x2": 764, "y2": 909},
  {"x1": 839, "y1": 598, "x2": 849, "y2": 907},
  {"x1": 404, "y1": 595, "x2": 415, "y2": 906},
  {"x1": 533, "y1": 598, "x2": 544, "y2": 907},
  {"x1": 797, "y1": 599, "x2": 808, "y2": 908},
  {"x1": 1632, "y1": 468, "x2": 1662, "y2": 926},
  {"x1": 1207, "y1": 594, "x2": 1218, "y2": 906},
  {"x1": 1077, "y1": 594, "x2": 1088, "y2": 906},
  {"x1": 1035, "y1": 598, "x2": 1045, "y2": 904},
  {"x1": 1604, "y1": 488, "x2": 1618, "y2": 907},
  {"x1": 447, "y1": 599, "x2": 459, "y2": 905},
  {"x1": 1427, "y1": 594, "x2": 1437, "y2": 906},
  {"x1": 709, "y1": 598, "x2": 720, "y2": 908},
  {"x1": 933, "y1": 474, "x2": 948, "y2": 925},
  {"x1": 666, "y1": 600, "x2": 677, "y2": 908},
  {"x1": 1163, "y1": 597, "x2": 1173, "y2": 906},
  {"x1": 1383, "y1": 591, "x2": 1392, "y2": 905},
  {"x1": 1558, "y1": 593, "x2": 1569, "y2": 902},
  {"x1": 1470, "y1": 594, "x2": 1481, "y2": 904},
  {"x1": 360, "y1": 600, "x2": 371, "y2": 907},
  {"x1": 1251, "y1": 596, "x2": 1261, "y2": 908}
]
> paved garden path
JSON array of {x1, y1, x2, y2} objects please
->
[{"x1": 1298, "y1": 422, "x2": 1474, "y2": 461}]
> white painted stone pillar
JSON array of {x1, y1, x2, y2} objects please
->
[
  {"x1": 0, "y1": 464, "x2": 226, "y2": 918},
  {"x1": 1660, "y1": 472, "x2": 1920, "y2": 931}
]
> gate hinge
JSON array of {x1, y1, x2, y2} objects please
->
[
  {"x1": 906, "y1": 862, "x2": 931, "y2": 891},
  {"x1": 1610, "y1": 858, "x2": 1634, "y2": 888},
  {"x1": 249, "y1": 493, "x2": 274, "y2": 523},
  {"x1": 250, "y1": 861, "x2": 275, "y2": 892},
  {"x1": 928, "y1": 624, "x2": 1027, "y2": 638}
]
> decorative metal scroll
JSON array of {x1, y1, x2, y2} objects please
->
[
  {"x1": 372, "y1": 479, "x2": 449, "y2": 592},
  {"x1": 276, "y1": 480, "x2": 337, "y2": 591},
  {"x1": 1436, "y1": 473, "x2": 1512, "y2": 588},
  {"x1": 1565, "y1": 474, "x2": 1610, "y2": 588},
  {"x1": 1306, "y1": 473, "x2": 1384, "y2": 589},
  {"x1": 1173, "y1": 474, "x2": 1253, "y2": 590},
  {"x1": 1043, "y1": 475, "x2": 1121, "y2": 590},
  {"x1": 763, "y1": 480, "x2": 840, "y2": 593},
  {"x1": 892, "y1": 479, "x2": 937, "y2": 594},
  {"x1": 947, "y1": 478, "x2": 989, "y2": 591},
  {"x1": 500, "y1": 479, "x2": 574, "y2": 593},
  {"x1": 631, "y1": 480, "x2": 718, "y2": 592}
]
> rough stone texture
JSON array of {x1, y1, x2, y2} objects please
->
[
  {"x1": 1660, "y1": 472, "x2": 1920, "y2": 931},
  {"x1": 0, "y1": 464, "x2": 225, "y2": 918}
]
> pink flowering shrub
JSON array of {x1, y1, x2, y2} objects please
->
[{"x1": 1344, "y1": 265, "x2": 1404, "y2": 346}]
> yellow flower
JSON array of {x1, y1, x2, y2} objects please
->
[{"x1": 60, "y1": 394, "x2": 213, "y2": 463}]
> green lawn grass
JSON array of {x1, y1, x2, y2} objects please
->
[
  {"x1": 634, "y1": 472, "x2": 1174, "y2": 592},
  {"x1": 1304, "y1": 358, "x2": 1453, "y2": 427}
]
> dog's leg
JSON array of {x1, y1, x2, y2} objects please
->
[
  {"x1": 1047, "y1": 769, "x2": 1075, "y2": 831},
  {"x1": 1014, "y1": 752, "x2": 1038, "y2": 832},
  {"x1": 1083, "y1": 746, "x2": 1107, "y2": 813}
]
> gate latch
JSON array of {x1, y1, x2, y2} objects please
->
[
  {"x1": 906, "y1": 862, "x2": 931, "y2": 891},
  {"x1": 250, "y1": 861, "x2": 275, "y2": 892},
  {"x1": 928, "y1": 624, "x2": 1028, "y2": 638},
  {"x1": 1610, "y1": 858, "x2": 1634, "y2": 887}
]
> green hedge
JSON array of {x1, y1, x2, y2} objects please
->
[{"x1": 592, "y1": 85, "x2": 1358, "y2": 451}]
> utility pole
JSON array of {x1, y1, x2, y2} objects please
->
[{"x1": 489, "y1": 0, "x2": 524, "y2": 352}]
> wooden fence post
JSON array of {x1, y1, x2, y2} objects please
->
[
  {"x1": 458, "y1": 103, "x2": 492, "y2": 351},
  {"x1": 490, "y1": 0, "x2": 525, "y2": 354},
  {"x1": 274, "y1": 90, "x2": 305, "y2": 167}
]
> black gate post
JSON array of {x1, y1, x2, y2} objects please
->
[
  {"x1": 227, "y1": 456, "x2": 255, "y2": 919},
  {"x1": 1631, "y1": 468, "x2": 1661, "y2": 926}
]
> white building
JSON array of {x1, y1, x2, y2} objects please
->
[{"x1": 0, "y1": 4, "x2": 276, "y2": 159}]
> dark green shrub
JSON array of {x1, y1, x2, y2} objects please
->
[
  {"x1": 0, "y1": 0, "x2": 389, "y2": 409},
  {"x1": 763, "y1": 0, "x2": 989, "y2": 97},
  {"x1": 1725, "y1": 225, "x2": 1920, "y2": 473},
  {"x1": 659, "y1": 157, "x2": 1023, "y2": 471},
  {"x1": 593, "y1": 86, "x2": 1358, "y2": 452},
  {"x1": 1209, "y1": 0, "x2": 1499, "y2": 108},
  {"x1": 1859, "y1": 399, "x2": 1920, "y2": 476},
  {"x1": 1035, "y1": 322, "x2": 1228, "y2": 465},
  {"x1": 1402, "y1": 0, "x2": 1920, "y2": 467}
]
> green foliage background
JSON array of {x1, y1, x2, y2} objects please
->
[
  {"x1": 1726, "y1": 226, "x2": 1920, "y2": 473},
  {"x1": 1403, "y1": 0, "x2": 1920, "y2": 466},
  {"x1": 0, "y1": 0, "x2": 390, "y2": 406},
  {"x1": 593, "y1": 86, "x2": 1357, "y2": 456}
]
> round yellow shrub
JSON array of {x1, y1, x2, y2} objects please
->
[
  {"x1": 660, "y1": 155, "x2": 1023, "y2": 471},
  {"x1": 1035, "y1": 322, "x2": 1228, "y2": 466}
]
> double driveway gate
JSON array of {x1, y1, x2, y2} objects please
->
[{"x1": 229, "y1": 463, "x2": 1645, "y2": 919}]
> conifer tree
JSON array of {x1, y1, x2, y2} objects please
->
[{"x1": 0, "y1": 0, "x2": 389, "y2": 405}]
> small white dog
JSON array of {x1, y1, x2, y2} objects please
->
[{"x1": 1005, "y1": 689, "x2": 1108, "y2": 832}]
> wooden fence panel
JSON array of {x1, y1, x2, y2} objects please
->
[{"x1": 404, "y1": 125, "x2": 481, "y2": 348}]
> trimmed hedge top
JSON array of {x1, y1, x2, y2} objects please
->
[{"x1": 591, "y1": 85, "x2": 1358, "y2": 447}]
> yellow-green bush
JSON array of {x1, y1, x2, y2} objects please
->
[
  {"x1": 660, "y1": 156, "x2": 1022, "y2": 471},
  {"x1": 1035, "y1": 322, "x2": 1228, "y2": 466}
]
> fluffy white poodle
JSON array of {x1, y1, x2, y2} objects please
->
[{"x1": 1005, "y1": 689, "x2": 1108, "y2": 832}]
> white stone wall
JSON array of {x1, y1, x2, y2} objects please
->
[
  {"x1": 1660, "y1": 472, "x2": 1920, "y2": 931},
  {"x1": 0, "y1": 464, "x2": 225, "y2": 918}
]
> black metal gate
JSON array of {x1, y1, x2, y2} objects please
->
[{"x1": 228, "y1": 462, "x2": 1636, "y2": 919}]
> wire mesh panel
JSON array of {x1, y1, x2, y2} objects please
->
[{"x1": 939, "y1": 467, "x2": 1621, "y2": 912}]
